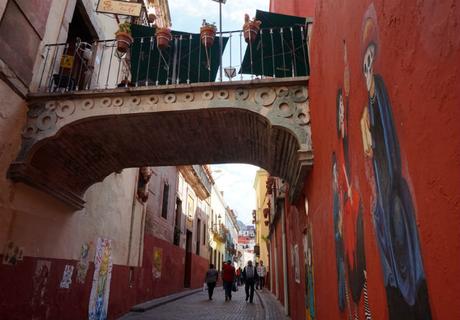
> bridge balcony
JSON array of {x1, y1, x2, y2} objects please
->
[{"x1": 8, "y1": 21, "x2": 314, "y2": 209}]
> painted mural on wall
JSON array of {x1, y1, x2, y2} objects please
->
[
  {"x1": 331, "y1": 40, "x2": 372, "y2": 320},
  {"x1": 152, "y1": 247, "x2": 163, "y2": 279},
  {"x1": 360, "y1": 4, "x2": 431, "y2": 319},
  {"x1": 76, "y1": 242, "x2": 91, "y2": 284},
  {"x1": 2, "y1": 241, "x2": 24, "y2": 265},
  {"x1": 303, "y1": 225, "x2": 315, "y2": 320},
  {"x1": 31, "y1": 260, "x2": 51, "y2": 316},
  {"x1": 60, "y1": 265, "x2": 75, "y2": 289},
  {"x1": 88, "y1": 238, "x2": 113, "y2": 320}
]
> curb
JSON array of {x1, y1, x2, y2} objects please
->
[
  {"x1": 255, "y1": 289, "x2": 269, "y2": 320},
  {"x1": 130, "y1": 288, "x2": 202, "y2": 312}
]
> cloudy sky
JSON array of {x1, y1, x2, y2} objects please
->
[{"x1": 169, "y1": 0, "x2": 269, "y2": 225}]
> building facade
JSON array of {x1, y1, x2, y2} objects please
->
[
  {"x1": 0, "y1": 1, "x2": 210, "y2": 319},
  {"x1": 253, "y1": 169, "x2": 270, "y2": 284},
  {"x1": 266, "y1": 0, "x2": 460, "y2": 319}
]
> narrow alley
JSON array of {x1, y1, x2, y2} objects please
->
[
  {"x1": 119, "y1": 287, "x2": 287, "y2": 320},
  {"x1": 1, "y1": 0, "x2": 459, "y2": 319}
]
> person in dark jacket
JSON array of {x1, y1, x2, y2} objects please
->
[
  {"x1": 204, "y1": 264, "x2": 219, "y2": 300},
  {"x1": 222, "y1": 260, "x2": 236, "y2": 301},
  {"x1": 242, "y1": 260, "x2": 256, "y2": 303}
]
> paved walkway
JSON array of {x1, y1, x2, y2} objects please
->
[{"x1": 119, "y1": 286, "x2": 289, "y2": 320}]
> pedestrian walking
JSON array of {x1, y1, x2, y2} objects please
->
[
  {"x1": 222, "y1": 260, "x2": 236, "y2": 301},
  {"x1": 255, "y1": 262, "x2": 260, "y2": 289},
  {"x1": 242, "y1": 260, "x2": 256, "y2": 303},
  {"x1": 256, "y1": 261, "x2": 267, "y2": 289},
  {"x1": 236, "y1": 267, "x2": 242, "y2": 286},
  {"x1": 204, "y1": 263, "x2": 218, "y2": 300}
]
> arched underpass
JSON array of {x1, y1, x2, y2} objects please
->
[{"x1": 8, "y1": 77, "x2": 312, "y2": 209}]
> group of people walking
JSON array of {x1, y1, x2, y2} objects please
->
[{"x1": 204, "y1": 260, "x2": 267, "y2": 304}]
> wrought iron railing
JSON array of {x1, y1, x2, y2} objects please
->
[{"x1": 34, "y1": 24, "x2": 311, "y2": 93}]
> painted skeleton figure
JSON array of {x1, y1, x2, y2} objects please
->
[{"x1": 361, "y1": 5, "x2": 431, "y2": 318}]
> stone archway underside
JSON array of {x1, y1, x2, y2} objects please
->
[{"x1": 8, "y1": 77, "x2": 313, "y2": 209}]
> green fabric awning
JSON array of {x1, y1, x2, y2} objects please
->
[
  {"x1": 131, "y1": 24, "x2": 229, "y2": 85},
  {"x1": 240, "y1": 10, "x2": 310, "y2": 77}
]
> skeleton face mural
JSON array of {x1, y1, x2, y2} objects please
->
[{"x1": 363, "y1": 44, "x2": 376, "y2": 94}]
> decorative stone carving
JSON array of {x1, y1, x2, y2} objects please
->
[
  {"x1": 202, "y1": 91, "x2": 213, "y2": 100},
  {"x1": 217, "y1": 90, "x2": 229, "y2": 100},
  {"x1": 255, "y1": 87, "x2": 276, "y2": 106},
  {"x1": 147, "y1": 95, "x2": 159, "y2": 105},
  {"x1": 235, "y1": 88, "x2": 249, "y2": 101},
  {"x1": 164, "y1": 93, "x2": 176, "y2": 103},
  {"x1": 82, "y1": 99, "x2": 95, "y2": 110},
  {"x1": 113, "y1": 97, "x2": 124, "y2": 107},
  {"x1": 8, "y1": 77, "x2": 312, "y2": 210},
  {"x1": 183, "y1": 93, "x2": 194, "y2": 102}
]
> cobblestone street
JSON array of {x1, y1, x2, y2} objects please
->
[{"x1": 119, "y1": 286, "x2": 288, "y2": 320}]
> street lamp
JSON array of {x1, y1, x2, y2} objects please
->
[{"x1": 211, "y1": 0, "x2": 227, "y2": 81}]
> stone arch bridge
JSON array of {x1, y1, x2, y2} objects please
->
[{"x1": 8, "y1": 77, "x2": 313, "y2": 209}]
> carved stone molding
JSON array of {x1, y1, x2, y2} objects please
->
[{"x1": 8, "y1": 77, "x2": 313, "y2": 209}]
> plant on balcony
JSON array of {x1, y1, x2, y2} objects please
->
[
  {"x1": 264, "y1": 220, "x2": 269, "y2": 226},
  {"x1": 115, "y1": 22, "x2": 134, "y2": 53},
  {"x1": 200, "y1": 20, "x2": 217, "y2": 48},
  {"x1": 156, "y1": 27, "x2": 172, "y2": 50},
  {"x1": 243, "y1": 14, "x2": 261, "y2": 44}
]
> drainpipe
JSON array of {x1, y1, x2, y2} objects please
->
[
  {"x1": 281, "y1": 208, "x2": 289, "y2": 315},
  {"x1": 273, "y1": 226, "x2": 279, "y2": 298}
]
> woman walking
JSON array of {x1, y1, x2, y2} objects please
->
[{"x1": 204, "y1": 264, "x2": 218, "y2": 300}]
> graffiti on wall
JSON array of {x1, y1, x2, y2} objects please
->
[
  {"x1": 152, "y1": 247, "x2": 163, "y2": 279},
  {"x1": 331, "y1": 39, "x2": 372, "y2": 319},
  {"x1": 88, "y1": 238, "x2": 113, "y2": 320},
  {"x1": 2, "y1": 241, "x2": 24, "y2": 265},
  {"x1": 31, "y1": 260, "x2": 51, "y2": 315},
  {"x1": 60, "y1": 265, "x2": 74, "y2": 289},
  {"x1": 360, "y1": 4, "x2": 431, "y2": 318},
  {"x1": 303, "y1": 225, "x2": 315, "y2": 320},
  {"x1": 76, "y1": 242, "x2": 91, "y2": 284}
]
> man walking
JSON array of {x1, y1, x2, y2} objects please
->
[
  {"x1": 257, "y1": 261, "x2": 266, "y2": 289},
  {"x1": 242, "y1": 260, "x2": 256, "y2": 303},
  {"x1": 222, "y1": 260, "x2": 235, "y2": 301}
]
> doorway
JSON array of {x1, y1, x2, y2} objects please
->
[{"x1": 184, "y1": 230, "x2": 193, "y2": 287}]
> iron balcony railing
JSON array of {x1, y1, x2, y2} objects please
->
[{"x1": 35, "y1": 24, "x2": 311, "y2": 93}]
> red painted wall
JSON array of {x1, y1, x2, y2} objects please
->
[
  {"x1": 270, "y1": 0, "x2": 315, "y2": 18},
  {"x1": 0, "y1": 235, "x2": 209, "y2": 320},
  {"x1": 304, "y1": 0, "x2": 460, "y2": 319}
]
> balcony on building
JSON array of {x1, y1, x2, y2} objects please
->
[{"x1": 33, "y1": 10, "x2": 312, "y2": 94}]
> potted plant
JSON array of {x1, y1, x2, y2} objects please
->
[
  {"x1": 200, "y1": 20, "x2": 217, "y2": 47},
  {"x1": 264, "y1": 220, "x2": 269, "y2": 226},
  {"x1": 156, "y1": 27, "x2": 172, "y2": 50},
  {"x1": 115, "y1": 22, "x2": 133, "y2": 53},
  {"x1": 243, "y1": 14, "x2": 261, "y2": 44}
]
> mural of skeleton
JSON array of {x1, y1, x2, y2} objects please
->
[{"x1": 360, "y1": 4, "x2": 431, "y2": 319}]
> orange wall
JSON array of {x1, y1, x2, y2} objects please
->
[
  {"x1": 270, "y1": 0, "x2": 315, "y2": 18},
  {"x1": 303, "y1": 0, "x2": 460, "y2": 319}
]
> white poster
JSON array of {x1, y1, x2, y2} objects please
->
[
  {"x1": 60, "y1": 265, "x2": 74, "y2": 288},
  {"x1": 88, "y1": 238, "x2": 113, "y2": 320}
]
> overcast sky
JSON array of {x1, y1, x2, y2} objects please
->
[{"x1": 169, "y1": 0, "x2": 269, "y2": 226}]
